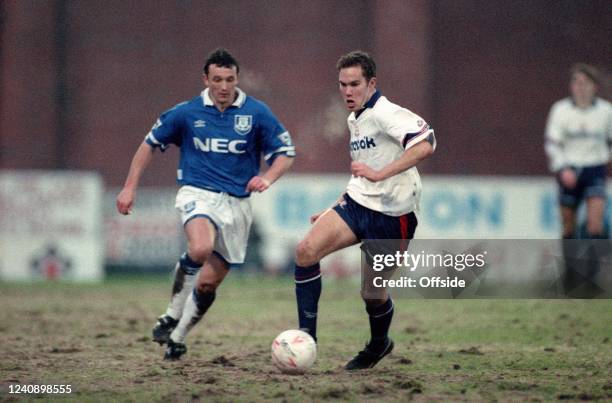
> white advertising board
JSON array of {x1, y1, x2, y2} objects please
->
[
  {"x1": 0, "y1": 171, "x2": 104, "y2": 281},
  {"x1": 104, "y1": 189, "x2": 183, "y2": 267}
]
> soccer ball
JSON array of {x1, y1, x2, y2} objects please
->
[{"x1": 271, "y1": 329, "x2": 317, "y2": 374}]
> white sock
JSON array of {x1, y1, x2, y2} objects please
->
[
  {"x1": 170, "y1": 291, "x2": 200, "y2": 343},
  {"x1": 165, "y1": 262, "x2": 198, "y2": 320}
]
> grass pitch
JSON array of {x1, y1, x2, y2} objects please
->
[{"x1": 1, "y1": 275, "x2": 611, "y2": 402}]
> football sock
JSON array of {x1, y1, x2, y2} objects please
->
[
  {"x1": 295, "y1": 263, "x2": 322, "y2": 341},
  {"x1": 165, "y1": 253, "x2": 202, "y2": 320},
  {"x1": 587, "y1": 231, "x2": 606, "y2": 239},
  {"x1": 170, "y1": 288, "x2": 216, "y2": 343},
  {"x1": 366, "y1": 297, "x2": 394, "y2": 350},
  {"x1": 561, "y1": 236, "x2": 577, "y2": 294}
]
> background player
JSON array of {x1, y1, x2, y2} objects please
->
[
  {"x1": 545, "y1": 63, "x2": 612, "y2": 241},
  {"x1": 293, "y1": 51, "x2": 436, "y2": 370},
  {"x1": 116, "y1": 48, "x2": 295, "y2": 360},
  {"x1": 544, "y1": 63, "x2": 612, "y2": 295}
]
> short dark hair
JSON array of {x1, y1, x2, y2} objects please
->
[
  {"x1": 570, "y1": 63, "x2": 599, "y2": 86},
  {"x1": 203, "y1": 48, "x2": 239, "y2": 75},
  {"x1": 336, "y1": 50, "x2": 376, "y2": 81}
]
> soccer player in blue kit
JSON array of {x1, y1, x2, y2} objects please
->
[
  {"x1": 116, "y1": 49, "x2": 295, "y2": 360},
  {"x1": 293, "y1": 51, "x2": 436, "y2": 370}
]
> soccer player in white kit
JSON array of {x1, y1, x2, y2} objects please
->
[
  {"x1": 293, "y1": 51, "x2": 436, "y2": 370},
  {"x1": 545, "y1": 64, "x2": 612, "y2": 240},
  {"x1": 545, "y1": 63, "x2": 612, "y2": 296}
]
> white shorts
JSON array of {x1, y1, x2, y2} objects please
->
[{"x1": 175, "y1": 186, "x2": 252, "y2": 264}]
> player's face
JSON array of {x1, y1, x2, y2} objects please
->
[
  {"x1": 203, "y1": 64, "x2": 239, "y2": 108},
  {"x1": 339, "y1": 66, "x2": 376, "y2": 112},
  {"x1": 570, "y1": 72, "x2": 596, "y2": 103}
]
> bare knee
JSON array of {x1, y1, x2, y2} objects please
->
[
  {"x1": 295, "y1": 239, "x2": 319, "y2": 267},
  {"x1": 188, "y1": 242, "x2": 214, "y2": 264},
  {"x1": 195, "y1": 281, "x2": 218, "y2": 295},
  {"x1": 361, "y1": 296, "x2": 388, "y2": 307},
  {"x1": 587, "y1": 220, "x2": 604, "y2": 236}
]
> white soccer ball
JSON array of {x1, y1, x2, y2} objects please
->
[{"x1": 271, "y1": 329, "x2": 317, "y2": 374}]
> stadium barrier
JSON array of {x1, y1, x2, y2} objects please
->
[
  {"x1": 0, "y1": 170, "x2": 104, "y2": 281},
  {"x1": 2, "y1": 171, "x2": 609, "y2": 286}
]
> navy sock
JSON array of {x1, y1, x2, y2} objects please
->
[
  {"x1": 294, "y1": 263, "x2": 322, "y2": 341},
  {"x1": 193, "y1": 288, "x2": 216, "y2": 315},
  {"x1": 180, "y1": 253, "x2": 203, "y2": 275},
  {"x1": 366, "y1": 298, "x2": 394, "y2": 347}
]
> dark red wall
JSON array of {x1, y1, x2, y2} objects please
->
[
  {"x1": 430, "y1": 0, "x2": 611, "y2": 175},
  {"x1": 1, "y1": 1, "x2": 610, "y2": 185}
]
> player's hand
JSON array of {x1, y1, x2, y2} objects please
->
[
  {"x1": 351, "y1": 161, "x2": 383, "y2": 182},
  {"x1": 559, "y1": 168, "x2": 577, "y2": 189},
  {"x1": 116, "y1": 187, "x2": 135, "y2": 215},
  {"x1": 246, "y1": 176, "x2": 271, "y2": 193},
  {"x1": 310, "y1": 210, "x2": 326, "y2": 224}
]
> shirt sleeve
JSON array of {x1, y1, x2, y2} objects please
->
[
  {"x1": 378, "y1": 106, "x2": 436, "y2": 151},
  {"x1": 258, "y1": 104, "x2": 296, "y2": 165},
  {"x1": 607, "y1": 103, "x2": 612, "y2": 154},
  {"x1": 544, "y1": 102, "x2": 566, "y2": 172},
  {"x1": 144, "y1": 103, "x2": 185, "y2": 151}
]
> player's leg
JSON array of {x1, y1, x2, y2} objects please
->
[
  {"x1": 165, "y1": 253, "x2": 229, "y2": 360},
  {"x1": 346, "y1": 211, "x2": 417, "y2": 370},
  {"x1": 560, "y1": 205, "x2": 582, "y2": 296},
  {"x1": 585, "y1": 197, "x2": 606, "y2": 238},
  {"x1": 558, "y1": 168, "x2": 581, "y2": 239},
  {"x1": 558, "y1": 177, "x2": 580, "y2": 295},
  {"x1": 361, "y1": 261, "x2": 394, "y2": 351},
  {"x1": 560, "y1": 206, "x2": 577, "y2": 238},
  {"x1": 574, "y1": 169, "x2": 607, "y2": 295},
  {"x1": 583, "y1": 165, "x2": 607, "y2": 239},
  {"x1": 151, "y1": 254, "x2": 200, "y2": 344},
  {"x1": 580, "y1": 196, "x2": 607, "y2": 295},
  {"x1": 164, "y1": 217, "x2": 222, "y2": 360},
  {"x1": 152, "y1": 217, "x2": 215, "y2": 344},
  {"x1": 165, "y1": 195, "x2": 251, "y2": 360},
  {"x1": 294, "y1": 208, "x2": 359, "y2": 341}
]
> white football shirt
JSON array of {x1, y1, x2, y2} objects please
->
[
  {"x1": 346, "y1": 91, "x2": 435, "y2": 216},
  {"x1": 545, "y1": 97, "x2": 612, "y2": 172}
]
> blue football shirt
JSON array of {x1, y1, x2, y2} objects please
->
[{"x1": 145, "y1": 88, "x2": 295, "y2": 197}]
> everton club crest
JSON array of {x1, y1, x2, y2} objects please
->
[{"x1": 234, "y1": 115, "x2": 253, "y2": 135}]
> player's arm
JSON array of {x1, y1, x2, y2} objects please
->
[
  {"x1": 607, "y1": 106, "x2": 612, "y2": 170},
  {"x1": 116, "y1": 142, "x2": 155, "y2": 215},
  {"x1": 117, "y1": 104, "x2": 182, "y2": 214},
  {"x1": 246, "y1": 155, "x2": 294, "y2": 193},
  {"x1": 248, "y1": 106, "x2": 296, "y2": 193},
  {"x1": 352, "y1": 107, "x2": 435, "y2": 182},
  {"x1": 544, "y1": 103, "x2": 576, "y2": 188},
  {"x1": 352, "y1": 139, "x2": 434, "y2": 182}
]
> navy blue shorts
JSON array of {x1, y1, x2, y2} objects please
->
[
  {"x1": 333, "y1": 194, "x2": 418, "y2": 240},
  {"x1": 558, "y1": 165, "x2": 607, "y2": 208}
]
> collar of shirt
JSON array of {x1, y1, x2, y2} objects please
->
[
  {"x1": 355, "y1": 90, "x2": 382, "y2": 119},
  {"x1": 201, "y1": 87, "x2": 247, "y2": 109},
  {"x1": 571, "y1": 96, "x2": 597, "y2": 110}
]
